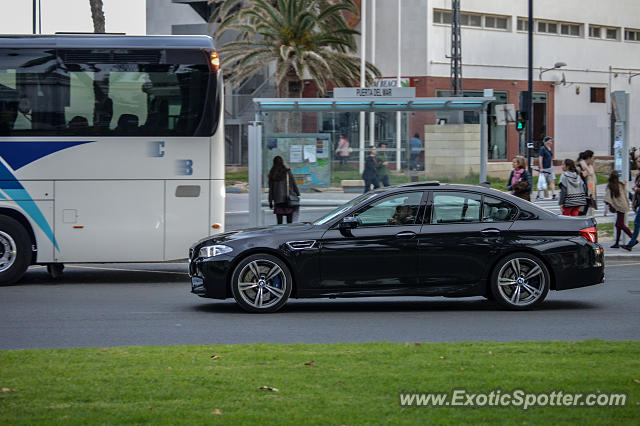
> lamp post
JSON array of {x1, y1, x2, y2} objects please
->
[{"x1": 539, "y1": 62, "x2": 567, "y2": 80}]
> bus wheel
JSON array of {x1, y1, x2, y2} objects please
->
[
  {"x1": 47, "y1": 263, "x2": 65, "y2": 279},
  {"x1": 0, "y1": 216, "x2": 32, "y2": 286}
]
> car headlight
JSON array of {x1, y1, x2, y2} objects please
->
[{"x1": 199, "y1": 244, "x2": 233, "y2": 258}]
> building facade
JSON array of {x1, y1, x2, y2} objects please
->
[{"x1": 360, "y1": 0, "x2": 640, "y2": 161}]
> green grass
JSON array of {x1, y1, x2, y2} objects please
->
[
  {"x1": 1, "y1": 341, "x2": 638, "y2": 424},
  {"x1": 225, "y1": 170, "x2": 249, "y2": 185},
  {"x1": 597, "y1": 221, "x2": 636, "y2": 239}
]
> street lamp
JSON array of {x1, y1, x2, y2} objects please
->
[{"x1": 539, "y1": 62, "x2": 567, "y2": 79}]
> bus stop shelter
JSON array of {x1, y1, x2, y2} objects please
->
[{"x1": 248, "y1": 94, "x2": 494, "y2": 227}]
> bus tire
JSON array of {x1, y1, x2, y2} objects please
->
[{"x1": 0, "y1": 215, "x2": 32, "y2": 286}]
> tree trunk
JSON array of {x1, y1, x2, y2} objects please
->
[
  {"x1": 273, "y1": 68, "x2": 302, "y2": 133},
  {"x1": 89, "y1": 0, "x2": 106, "y2": 33}
]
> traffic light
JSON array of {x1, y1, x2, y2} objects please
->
[{"x1": 516, "y1": 111, "x2": 526, "y2": 132}]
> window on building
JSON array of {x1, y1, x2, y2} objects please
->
[
  {"x1": 460, "y1": 13, "x2": 482, "y2": 27},
  {"x1": 538, "y1": 22, "x2": 547, "y2": 33},
  {"x1": 625, "y1": 29, "x2": 640, "y2": 41},
  {"x1": 517, "y1": 18, "x2": 529, "y2": 32},
  {"x1": 560, "y1": 24, "x2": 581, "y2": 36},
  {"x1": 606, "y1": 28, "x2": 618, "y2": 40},
  {"x1": 547, "y1": 22, "x2": 558, "y2": 33},
  {"x1": 589, "y1": 25, "x2": 601, "y2": 38},
  {"x1": 590, "y1": 87, "x2": 606, "y2": 103},
  {"x1": 433, "y1": 10, "x2": 441, "y2": 23},
  {"x1": 484, "y1": 15, "x2": 508, "y2": 30}
]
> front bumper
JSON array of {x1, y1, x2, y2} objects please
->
[{"x1": 189, "y1": 254, "x2": 233, "y2": 299}]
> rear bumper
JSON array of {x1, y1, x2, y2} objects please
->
[{"x1": 551, "y1": 240, "x2": 604, "y2": 290}]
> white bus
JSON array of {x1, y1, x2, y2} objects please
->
[{"x1": 0, "y1": 34, "x2": 225, "y2": 284}]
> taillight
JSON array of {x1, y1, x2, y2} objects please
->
[
  {"x1": 579, "y1": 226, "x2": 598, "y2": 243},
  {"x1": 209, "y1": 50, "x2": 220, "y2": 72}
]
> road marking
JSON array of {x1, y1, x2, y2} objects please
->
[
  {"x1": 606, "y1": 262, "x2": 640, "y2": 268},
  {"x1": 64, "y1": 265, "x2": 188, "y2": 275}
]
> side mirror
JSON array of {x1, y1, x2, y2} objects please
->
[{"x1": 339, "y1": 216, "x2": 359, "y2": 230}]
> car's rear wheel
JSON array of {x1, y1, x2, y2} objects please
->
[
  {"x1": 490, "y1": 252, "x2": 549, "y2": 310},
  {"x1": 230, "y1": 254, "x2": 292, "y2": 313}
]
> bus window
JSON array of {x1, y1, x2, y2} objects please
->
[
  {"x1": 0, "y1": 48, "x2": 63, "y2": 136},
  {"x1": 1, "y1": 48, "x2": 217, "y2": 137}
]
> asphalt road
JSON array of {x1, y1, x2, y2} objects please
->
[{"x1": 1, "y1": 261, "x2": 639, "y2": 350}]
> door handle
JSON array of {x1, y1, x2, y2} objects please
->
[
  {"x1": 481, "y1": 228, "x2": 501, "y2": 235},
  {"x1": 395, "y1": 231, "x2": 416, "y2": 239}
]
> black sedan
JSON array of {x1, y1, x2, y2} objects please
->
[{"x1": 189, "y1": 182, "x2": 604, "y2": 312}]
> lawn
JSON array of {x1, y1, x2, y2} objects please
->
[{"x1": 1, "y1": 341, "x2": 638, "y2": 424}]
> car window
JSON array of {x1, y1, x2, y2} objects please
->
[
  {"x1": 354, "y1": 192, "x2": 423, "y2": 226},
  {"x1": 482, "y1": 196, "x2": 518, "y2": 222},
  {"x1": 431, "y1": 192, "x2": 481, "y2": 224}
]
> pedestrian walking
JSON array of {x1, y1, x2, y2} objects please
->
[
  {"x1": 409, "y1": 133, "x2": 422, "y2": 171},
  {"x1": 268, "y1": 155, "x2": 300, "y2": 224},
  {"x1": 335, "y1": 134, "x2": 350, "y2": 166},
  {"x1": 622, "y1": 156, "x2": 640, "y2": 251},
  {"x1": 604, "y1": 170, "x2": 632, "y2": 248},
  {"x1": 558, "y1": 159, "x2": 587, "y2": 216},
  {"x1": 507, "y1": 156, "x2": 532, "y2": 201},
  {"x1": 362, "y1": 146, "x2": 379, "y2": 193},
  {"x1": 375, "y1": 142, "x2": 390, "y2": 187},
  {"x1": 576, "y1": 150, "x2": 597, "y2": 216},
  {"x1": 536, "y1": 136, "x2": 557, "y2": 200}
]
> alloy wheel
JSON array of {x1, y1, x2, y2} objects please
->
[
  {"x1": 496, "y1": 257, "x2": 546, "y2": 307},
  {"x1": 236, "y1": 259, "x2": 287, "y2": 309}
]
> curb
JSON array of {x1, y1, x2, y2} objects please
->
[{"x1": 604, "y1": 254, "x2": 640, "y2": 261}]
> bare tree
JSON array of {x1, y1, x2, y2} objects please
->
[{"x1": 89, "y1": 0, "x2": 105, "y2": 33}]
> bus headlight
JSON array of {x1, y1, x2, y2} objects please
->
[{"x1": 199, "y1": 245, "x2": 233, "y2": 258}]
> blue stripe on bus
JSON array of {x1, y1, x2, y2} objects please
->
[
  {"x1": 0, "y1": 141, "x2": 93, "y2": 170},
  {"x1": 0, "y1": 161, "x2": 60, "y2": 251},
  {"x1": 0, "y1": 140, "x2": 95, "y2": 252}
]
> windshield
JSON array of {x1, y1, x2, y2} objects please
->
[{"x1": 313, "y1": 192, "x2": 378, "y2": 225}]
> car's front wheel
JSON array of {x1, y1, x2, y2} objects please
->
[
  {"x1": 490, "y1": 253, "x2": 550, "y2": 310},
  {"x1": 230, "y1": 254, "x2": 292, "y2": 313}
]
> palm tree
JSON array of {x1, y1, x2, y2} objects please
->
[
  {"x1": 89, "y1": 0, "x2": 105, "y2": 33},
  {"x1": 211, "y1": 0, "x2": 379, "y2": 98}
]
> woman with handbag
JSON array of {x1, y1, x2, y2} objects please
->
[
  {"x1": 604, "y1": 170, "x2": 632, "y2": 248},
  {"x1": 622, "y1": 157, "x2": 640, "y2": 251},
  {"x1": 507, "y1": 156, "x2": 532, "y2": 201},
  {"x1": 576, "y1": 150, "x2": 597, "y2": 216},
  {"x1": 268, "y1": 156, "x2": 300, "y2": 224}
]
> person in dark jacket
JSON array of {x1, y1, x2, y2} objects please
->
[
  {"x1": 268, "y1": 155, "x2": 300, "y2": 224},
  {"x1": 507, "y1": 156, "x2": 532, "y2": 201},
  {"x1": 362, "y1": 146, "x2": 379, "y2": 193}
]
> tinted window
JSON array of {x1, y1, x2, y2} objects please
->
[
  {"x1": 482, "y1": 196, "x2": 518, "y2": 222},
  {"x1": 354, "y1": 192, "x2": 423, "y2": 226},
  {"x1": 0, "y1": 48, "x2": 216, "y2": 137},
  {"x1": 431, "y1": 192, "x2": 481, "y2": 224}
]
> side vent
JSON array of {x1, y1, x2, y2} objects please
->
[{"x1": 286, "y1": 240, "x2": 316, "y2": 250}]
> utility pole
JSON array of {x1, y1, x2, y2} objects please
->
[
  {"x1": 526, "y1": 0, "x2": 534, "y2": 174},
  {"x1": 32, "y1": 0, "x2": 36, "y2": 34},
  {"x1": 450, "y1": 0, "x2": 462, "y2": 96}
]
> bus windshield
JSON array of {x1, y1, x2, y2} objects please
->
[{"x1": 0, "y1": 48, "x2": 218, "y2": 137}]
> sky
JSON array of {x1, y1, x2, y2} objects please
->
[{"x1": 0, "y1": 0, "x2": 146, "y2": 35}]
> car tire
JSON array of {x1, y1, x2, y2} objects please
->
[
  {"x1": 230, "y1": 253, "x2": 292, "y2": 313},
  {"x1": 490, "y1": 252, "x2": 550, "y2": 310},
  {"x1": 0, "y1": 216, "x2": 32, "y2": 286}
]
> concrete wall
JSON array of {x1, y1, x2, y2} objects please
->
[
  {"x1": 424, "y1": 124, "x2": 480, "y2": 179},
  {"x1": 146, "y1": 0, "x2": 204, "y2": 35}
]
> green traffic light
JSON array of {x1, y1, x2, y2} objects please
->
[{"x1": 516, "y1": 121, "x2": 524, "y2": 130}]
